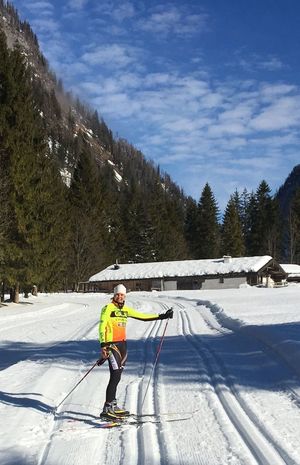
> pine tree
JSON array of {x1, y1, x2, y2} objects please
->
[
  {"x1": 163, "y1": 192, "x2": 188, "y2": 260},
  {"x1": 238, "y1": 188, "x2": 250, "y2": 241},
  {"x1": 0, "y1": 36, "x2": 69, "y2": 299},
  {"x1": 287, "y1": 188, "x2": 300, "y2": 263},
  {"x1": 221, "y1": 194, "x2": 245, "y2": 256},
  {"x1": 196, "y1": 183, "x2": 220, "y2": 258},
  {"x1": 120, "y1": 182, "x2": 154, "y2": 263},
  {"x1": 68, "y1": 137, "x2": 108, "y2": 289},
  {"x1": 96, "y1": 162, "x2": 126, "y2": 265},
  {"x1": 184, "y1": 197, "x2": 198, "y2": 258},
  {"x1": 246, "y1": 181, "x2": 281, "y2": 257},
  {"x1": 145, "y1": 178, "x2": 188, "y2": 261},
  {"x1": 0, "y1": 30, "x2": 11, "y2": 274}
]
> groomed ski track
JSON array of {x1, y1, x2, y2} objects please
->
[{"x1": 0, "y1": 292, "x2": 300, "y2": 465}]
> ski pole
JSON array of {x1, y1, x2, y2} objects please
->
[
  {"x1": 141, "y1": 314, "x2": 171, "y2": 409},
  {"x1": 54, "y1": 357, "x2": 106, "y2": 412}
]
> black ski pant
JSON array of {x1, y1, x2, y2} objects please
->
[{"x1": 106, "y1": 341, "x2": 127, "y2": 403}]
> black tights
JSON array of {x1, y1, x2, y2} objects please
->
[{"x1": 106, "y1": 341, "x2": 127, "y2": 403}]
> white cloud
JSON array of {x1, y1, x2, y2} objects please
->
[
  {"x1": 81, "y1": 44, "x2": 140, "y2": 69},
  {"x1": 162, "y1": 117, "x2": 202, "y2": 133},
  {"x1": 76, "y1": 61, "x2": 300, "y2": 163},
  {"x1": 250, "y1": 96, "x2": 300, "y2": 131},
  {"x1": 238, "y1": 53, "x2": 285, "y2": 73},
  {"x1": 260, "y1": 83, "x2": 296, "y2": 100},
  {"x1": 258, "y1": 57, "x2": 284, "y2": 71},
  {"x1": 143, "y1": 73, "x2": 176, "y2": 87},
  {"x1": 112, "y1": 2, "x2": 136, "y2": 22},
  {"x1": 219, "y1": 101, "x2": 255, "y2": 123},
  {"x1": 252, "y1": 132, "x2": 300, "y2": 147},
  {"x1": 200, "y1": 92, "x2": 224, "y2": 109},
  {"x1": 208, "y1": 121, "x2": 248, "y2": 137},
  {"x1": 94, "y1": 93, "x2": 142, "y2": 118},
  {"x1": 138, "y1": 4, "x2": 209, "y2": 37},
  {"x1": 25, "y1": 1, "x2": 54, "y2": 13},
  {"x1": 31, "y1": 18, "x2": 60, "y2": 34},
  {"x1": 67, "y1": 0, "x2": 89, "y2": 10}
]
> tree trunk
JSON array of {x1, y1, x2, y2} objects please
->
[
  {"x1": 0, "y1": 282, "x2": 4, "y2": 302},
  {"x1": 14, "y1": 283, "x2": 19, "y2": 303}
]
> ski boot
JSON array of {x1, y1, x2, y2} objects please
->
[
  {"x1": 111, "y1": 399, "x2": 130, "y2": 417},
  {"x1": 100, "y1": 402, "x2": 121, "y2": 421}
]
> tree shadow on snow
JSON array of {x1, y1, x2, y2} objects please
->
[
  {"x1": 0, "y1": 320, "x2": 300, "y2": 414},
  {"x1": 0, "y1": 390, "x2": 50, "y2": 412},
  {"x1": 0, "y1": 339, "x2": 99, "y2": 371},
  {"x1": 0, "y1": 452, "x2": 35, "y2": 465}
]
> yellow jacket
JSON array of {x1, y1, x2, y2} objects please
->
[{"x1": 99, "y1": 301, "x2": 159, "y2": 346}]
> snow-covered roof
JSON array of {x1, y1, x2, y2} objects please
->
[
  {"x1": 280, "y1": 264, "x2": 300, "y2": 277},
  {"x1": 89, "y1": 256, "x2": 274, "y2": 282},
  {"x1": 280, "y1": 264, "x2": 300, "y2": 274}
]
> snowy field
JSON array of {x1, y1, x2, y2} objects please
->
[{"x1": 0, "y1": 286, "x2": 300, "y2": 465}]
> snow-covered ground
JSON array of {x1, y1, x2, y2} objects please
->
[{"x1": 0, "y1": 286, "x2": 300, "y2": 465}]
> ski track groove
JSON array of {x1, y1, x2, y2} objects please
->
[
  {"x1": 36, "y1": 317, "x2": 99, "y2": 465},
  {"x1": 175, "y1": 303, "x2": 234, "y2": 465},
  {"x1": 196, "y1": 299, "x2": 300, "y2": 405},
  {"x1": 197, "y1": 303, "x2": 300, "y2": 465},
  {"x1": 136, "y1": 301, "x2": 168, "y2": 465},
  {"x1": 179, "y1": 297, "x2": 300, "y2": 411},
  {"x1": 179, "y1": 303, "x2": 294, "y2": 465},
  {"x1": 127, "y1": 300, "x2": 170, "y2": 465},
  {"x1": 151, "y1": 303, "x2": 171, "y2": 465}
]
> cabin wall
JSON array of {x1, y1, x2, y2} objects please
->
[{"x1": 201, "y1": 276, "x2": 247, "y2": 290}]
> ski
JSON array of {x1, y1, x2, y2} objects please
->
[
  {"x1": 98, "y1": 412, "x2": 192, "y2": 426},
  {"x1": 61, "y1": 411, "x2": 192, "y2": 432},
  {"x1": 96, "y1": 421, "x2": 123, "y2": 429},
  {"x1": 93, "y1": 417, "x2": 161, "y2": 429},
  {"x1": 129, "y1": 412, "x2": 192, "y2": 423}
]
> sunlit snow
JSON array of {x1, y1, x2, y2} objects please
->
[{"x1": 0, "y1": 285, "x2": 300, "y2": 464}]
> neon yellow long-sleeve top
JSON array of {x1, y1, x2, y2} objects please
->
[{"x1": 99, "y1": 301, "x2": 159, "y2": 346}]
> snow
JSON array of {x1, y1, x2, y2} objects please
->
[
  {"x1": 59, "y1": 168, "x2": 72, "y2": 187},
  {"x1": 113, "y1": 169, "x2": 122, "y2": 183},
  {"x1": 1, "y1": 286, "x2": 300, "y2": 464},
  {"x1": 89, "y1": 255, "x2": 273, "y2": 281},
  {"x1": 86, "y1": 129, "x2": 94, "y2": 138},
  {"x1": 281, "y1": 264, "x2": 300, "y2": 278}
]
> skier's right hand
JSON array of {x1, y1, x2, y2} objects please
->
[
  {"x1": 101, "y1": 345, "x2": 111, "y2": 359},
  {"x1": 96, "y1": 345, "x2": 111, "y2": 365}
]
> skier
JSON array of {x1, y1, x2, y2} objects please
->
[{"x1": 98, "y1": 283, "x2": 173, "y2": 420}]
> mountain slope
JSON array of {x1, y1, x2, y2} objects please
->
[
  {"x1": 276, "y1": 164, "x2": 300, "y2": 216},
  {"x1": 0, "y1": 1, "x2": 191, "y2": 295}
]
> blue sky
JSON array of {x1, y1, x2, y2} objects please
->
[{"x1": 12, "y1": 0, "x2": 300, "y2": 208}]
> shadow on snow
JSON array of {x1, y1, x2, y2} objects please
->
[{"x1": 0, "y1": 320, "x2": 300, "y2": 414}]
